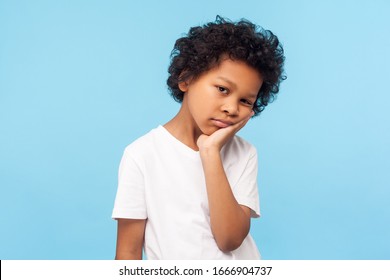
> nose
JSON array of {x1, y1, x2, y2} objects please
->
[{"x1": 221, "y1": 98, "x2": 239, "y2": 116}]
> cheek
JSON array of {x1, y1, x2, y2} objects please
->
[
  {"x1": 239, "y1": 106, "x2": 253, "y2": 116},
  {"x1": 190, "y1": 94, "x2": 213, "y2": 113}
]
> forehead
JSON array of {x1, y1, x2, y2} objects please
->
[{"x1": 206, "y1": 58, "x2": 263, "y2": 93}]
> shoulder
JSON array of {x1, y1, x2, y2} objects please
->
[
  {"x1": 220, "y1": 135, "x2": 259, "y2": 191},
  {"x1": 122, "y1": 126, "x2": 162, "y2": 159},
  {"x1": 223, "y1": 135, "x2": 257, "y2": 158}
]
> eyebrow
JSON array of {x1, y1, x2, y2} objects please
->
[{"x1": 216, "y1": 76, "x2": 258, "y2": 99}]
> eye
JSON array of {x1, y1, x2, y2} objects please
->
[
  {"x1": 216, "y1": 86, "x2": 228, "y2": 94},
  {"x1": 241, "y1": 99, "x2": 253, "y2": 107}
]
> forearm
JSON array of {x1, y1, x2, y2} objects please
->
[{"x1": 200, "y1": 148, "x2": 250, "y2": 252}]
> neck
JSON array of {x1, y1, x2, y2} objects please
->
[{"x1": 163, "y1": 98, "x2": 202, "y2": 151}]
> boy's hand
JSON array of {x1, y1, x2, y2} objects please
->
[{"x1": 197, "y1": 111, "x2": 254, "y2": 153}]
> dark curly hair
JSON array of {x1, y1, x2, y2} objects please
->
[{"x1": 167, "y1": 16, "x2": 286, "y2": 116}]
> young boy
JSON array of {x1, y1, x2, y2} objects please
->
[{"x1": 112, "y1": 16, "x2": 285, "y2": 260}]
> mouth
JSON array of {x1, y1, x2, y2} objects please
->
[{"x1": 211, "y1": 118, "x2": 234, "y2": 128}]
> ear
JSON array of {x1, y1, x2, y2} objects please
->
[
  {"x1": 178, "y1": 80, "x2": 188, "y2": 92},
  {"x1": 178, "y1": 71, "x2": 191, "y2": 92}
]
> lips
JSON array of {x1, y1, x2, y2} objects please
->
[{"x1": 211, "y1": 118, "x2": 234, "y2": 128}]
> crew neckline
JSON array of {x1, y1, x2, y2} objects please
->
[{"x1": 157, "y1": 125, "x2": 200, "y2": 158}]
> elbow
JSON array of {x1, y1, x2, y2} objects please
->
[
  {"x1": 115, "y1": 246, "x2": 143, "y2": 260},
  {"x1": 212, "y1": 213, "x2": 251, "y2": 253},
  {"x1": 215, "y1": 235, "x2": 246, "y2": 253},
  {"x1": 115, "y1": 250, "x2": 142, "y2": 260}
]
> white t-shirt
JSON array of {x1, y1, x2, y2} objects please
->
[{"x1": 112, "y1": 125, "x2": 261, "y2": 259}]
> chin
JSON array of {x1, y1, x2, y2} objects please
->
[{"x1": 200, "y1": 126, "x2": 218, "y2": 136}]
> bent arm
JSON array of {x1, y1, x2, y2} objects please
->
[
  {"x1": 115, "y1": 218, "x2": 146, "y2": 260},
  {"x1": 200, "y1": 148, "x2": 251, "y2": 252}
]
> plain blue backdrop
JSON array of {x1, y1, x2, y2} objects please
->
[{"x1": 1, "y1": 0, "x2": 389, "y2": 259}]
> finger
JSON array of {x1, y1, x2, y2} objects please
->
[
  {"x1": 219, "y1": 111, "x2": 254, "y2": 136},
  {"x1": 234, "y1": 112, "x2": 253, "y2": 130},
  {"x1": 226, "y1": 117, "x2": 249, "y2": 136}
]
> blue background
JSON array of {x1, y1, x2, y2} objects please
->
[{"x1": 1, "y1": 0, "x2": 389, "y2": 259}]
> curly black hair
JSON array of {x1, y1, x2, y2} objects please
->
[{"x1": 167, "y1": 16, "x2": 286, "y2": 116}]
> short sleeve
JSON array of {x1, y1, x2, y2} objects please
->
[
  {"x1": 232, "y1": 150, "x2": 261, "y2": 218},
  {"x1": 112, "y1": 148, "x2": 147, "y2": 219}
]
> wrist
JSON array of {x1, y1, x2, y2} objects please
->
[{"x1": 199, "y1": 146, "x2": 220, "y2": 158}]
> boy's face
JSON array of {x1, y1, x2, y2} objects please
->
[{"x1": 179, "y1": 58, "x2": 263, "y2": 136}]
